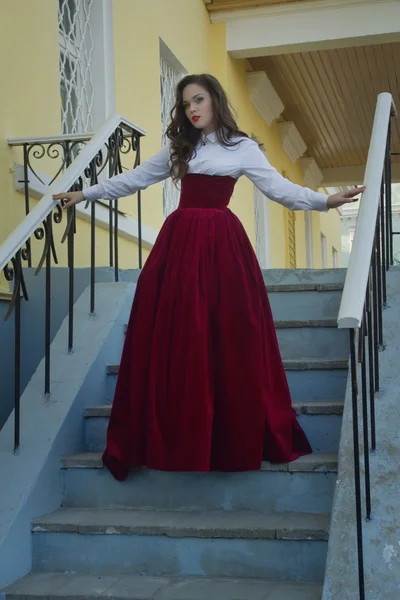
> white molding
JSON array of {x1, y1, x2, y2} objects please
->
[
  {"x1": 338, "y1": 93, "x2": 393, "y2": 328},
  {"x1": 1, "y1": 114, "x2": 146, "y2": 272},
  {"x1": 219, "y1": 0, "x2": 400, "y2": 58},
  {"x1": 277, "y1": 122, "x2": 306, "y2": 164},
  {"x1": 304, "y1": 211, "x2": 314, "y2": 268},
  {"x1": 210, "y1": 0, "x2": 394, "y2": 22},
  {"x1": 89, "y1": 0, "x2": 116, "y2": 130},
  {"x1": 246, "y1": 71, "x2": 284, "y2": 126},
  {"x1": 12, "y1": 164, "x2": 158, "y2": 250},
  {"x1": 159, "y1": 39, "x2": 187, "y2": 76},
  {"x1": 8, "y1": 133, "x2": 94, "y2": 146},
  {"x1": 300, "y1": 157, "x2": 324, "y2": 189}
]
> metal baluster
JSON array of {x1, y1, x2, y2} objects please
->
[
  {"x1": 380, "y1": 179, "x2": 387, "y2": 308},
  {"x1": 360, "y1": 310, "x2": 371, "y2": 520},
  {"x1": 22, "y1": 144, "x2": 32, "y2": 267},
  {"x1": 44, "y1": 215, "x2": 52, "y2": 395},
  {"x1": 350, "y1": 328, "x2": 365, "y2": 600}
]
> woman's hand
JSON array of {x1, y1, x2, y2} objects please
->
[
  {"x1": 327, "y1": 186, "x2": 365, "y2": 209},
  {"x1": 52, "y1": 190, "x2": 85, "y2": 210}
]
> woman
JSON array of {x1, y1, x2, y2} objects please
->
[{"x1": 53, "y1": 73, "x2": 362, "y2": 481}]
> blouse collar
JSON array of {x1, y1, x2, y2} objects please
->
[{"x1": 200, "y1": 131, "x2": 218, "y2": 145}]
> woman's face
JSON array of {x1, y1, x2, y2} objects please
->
[{"x1": 182, "y1": 83, "x2": 216, "y2": 134}]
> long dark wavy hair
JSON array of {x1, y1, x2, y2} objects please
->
[{"x1": 166, "y1": 74, "x2": 248, "y2": 182}]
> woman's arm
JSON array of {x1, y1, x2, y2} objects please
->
[
  {"x1": 241, "y1": 139, "x2": 363, "y2": 210},
  {"x1": 83, "y1": 144, "x2": 171, "y2": 202},
  {"x1": 53, "y1": 144, "x2": 171, "y2": 209},
  {"x1": 241, "y1": 139, "x2": 328, "y2": 211}
]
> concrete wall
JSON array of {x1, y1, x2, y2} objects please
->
[
  {"x1": 323, "y1": 267, "x2": 400, "y2": 599},
  {"x1": 0, "y1": 282, "x2": 136, "y2": 589}
]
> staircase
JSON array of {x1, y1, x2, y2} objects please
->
[{"x1": 2, "y1": 269, "x2": 348, "y2": 600}]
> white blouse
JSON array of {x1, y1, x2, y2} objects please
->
[{"x1": 83, "y1": 131, "x2": 328, "y2": 212}]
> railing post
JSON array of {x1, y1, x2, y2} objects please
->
[
  {"x1": 136, "y1": 135, "x2": 143, "y2": 269},
  {"x1": 385, "y1": 119, "x2": 393, "y2": 267},
  {"x1": 44, "y1": 215, "x2": 52, "y2": 396},
  {"x1": 350, "y1": 328, "x2": 365, "y2": 600},
  {"x1": 22, "y1": 144, "x2": 32, "y2": 268},
  {"x1": 14, "y1": 251, "x2": 22, "y2": 453}
]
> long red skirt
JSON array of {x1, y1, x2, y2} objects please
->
[{"x1": 103, "y1": 175, "x2": 311, "y2": 480}]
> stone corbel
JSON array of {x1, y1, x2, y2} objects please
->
[
  {"x1": 246, "y1": 71, "x2": 284, "y2": 126},
  {"x1": 300, "y1": 157, "x2": 324, "y2": 190},
  {"x1": 278, "y1": 121, "x2": 307, "y2": 164}
]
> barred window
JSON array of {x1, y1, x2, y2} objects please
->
[{"x1": 58, "y1": 0, "x2": 94, "y2": 134}]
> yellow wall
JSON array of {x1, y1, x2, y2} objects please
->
[
  {"x1": 112, "y1": 0, "x2": 213, "y2": 232},
  {"x1": 320, "y1": 208, "x2": 342, "y2": 268},
  {"x1": 0, "y1": 0, "x2": 60, "y2": 243}
]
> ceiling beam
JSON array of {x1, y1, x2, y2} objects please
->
[
  {"x1": 322, "y1": 163, "x2": 400, "y2": 187},
  {"x1": 214, "y1": 0, "x2": 400, "y2": 58}
]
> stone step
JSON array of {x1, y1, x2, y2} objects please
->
[
  {"x1": 32, "y1": 508, "x2": 329, "y2": 581},
  {"x1": 106, "y1": 359, "x2": 348, "y2": 377},
  {"x1": 275, "y1": 327, "x2": 348, "y2": 360},
  {"x1": 124, "y1": 319, "x2": 339, "y2": 334},
  {"x1": 122, "y1": 320, "x2": 349, "y2": 361},
  {"x1": 84, "y1": 400, "x2": 344, "y2": 419},
  {"x1": 268, "y1": 289, "x2": 342, "y2": 322},
  {"x1": 83, "y1": 402, "x2": 344, "y2": 454},
  {"x1": 105, "y1": 360, "x2": 348, "y2": 404},
  {"x1": 103, "y1": 365, "x2": 348, "y2": 404},
  {"x1": 260, "y1": 268, "x2": 346, "y2": 288},
  {"x1": 285, "y1": 368, "x2": 348, "y2": 402},
  {"x1": 61, "y1": 452, "x2": 337, "y2": 513},
  {"x1": 2, "y1": 572, "x2": 323, "y2": 600},
  {"x1": 117, "y1": 267, "x2": 346, "y2": 288}
]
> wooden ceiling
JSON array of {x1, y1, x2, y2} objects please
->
[
  {"x1": 205, "y1": 0, "x2": 313, "y2": 11},
  {"x1": 250, "y1": 43, "x2": 400, "y2": 170}
]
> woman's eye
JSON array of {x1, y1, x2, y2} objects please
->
[{"x1": 196, "y1": 97, "x2": 203, "y2": 104}]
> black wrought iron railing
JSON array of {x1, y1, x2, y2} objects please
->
[
  {"x1": 338, "y1": 93, "x2": 398, "y2": 599},
  {"x1": 1, "y1": 116, "x2": 146, "y2": 452}
]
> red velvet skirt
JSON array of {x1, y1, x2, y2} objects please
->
[{"x1": 103, "y1": 175, "x2": 311, "y2": 480}]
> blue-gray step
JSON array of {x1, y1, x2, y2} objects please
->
[
  {"x1": 106, "y1": 360, "x2": 349, "y2": 403},
  {"x1": 2, "y1": 571, "x2": 323, "y2": 600},
  {"x1": 266, "y1": 283, "x2": 343, "y2": 322},
  {"x1": 274, "y1": 320, "x2": 348, "y2": 360},
  {"x1": 122, "y1": 319, "x2": 348, "y2": 361},
  {"x1": 61, "y1": 451, "x2": 337, "y2": 514},
  {"x1": 84, "y1": 401, "x2": 344, "y2": 454},
  {"x1": 32, "y1": 508, "x2": 329, "y2": 582}
]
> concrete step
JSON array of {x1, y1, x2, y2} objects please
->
[
  {"x1": 122, "y1": 319, "x2": 348, "y2": 361},
  {"x1": 275, "y1": 324, "x2": 348, "y2": 361},
  {"x1": 267, "y1": 288, "x2": 342, "y2": 322},
  {"x1": 2, "y1": 572, "x2": 323, "y2": 600},
  {"x1": 32, "y1": 508, "x2": 329, "y2": 581},
  {"x1": 115, "y1": 267, "x2": 346, "y2": 288},
  {"x1": 61, "y1": 452, "x2": 337, "y2": 513},
  {"x1": 106, "y1": 359, "x2": 348, "y2": 404},
  {"x1": 106, "y1": 359, "x2": 348, "y2": 377},
  {"x1": 84, "y1": 401, "x2": 344, "y2": 454},
  {"x1": 261, "y1": 268, "x2": 346, "y2": 287}
]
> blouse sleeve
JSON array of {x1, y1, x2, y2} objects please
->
[
  {"x1": 240, "y1": 139, "x2": 328, "y2": 212},
  {"x1": 83, "y1": 144, "x2": 171, "y2": 202}
]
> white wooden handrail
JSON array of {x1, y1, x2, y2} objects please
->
[
  {"x1": 0, "y1": 115, "x2": 145, "y2": 272},
  {"x1": 338, "y1": 93, "x2": 396, "y2": 329}
]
